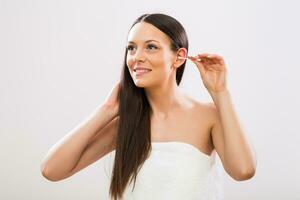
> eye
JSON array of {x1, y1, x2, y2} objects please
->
[
  {"x1": 147, "y1": 44, "x2": 158, "y2": 50},
  {"x1": 126, "y1": 44, "x2": 158, "y2": 52},
  {"x1": 126, "y1": 45, "x2": 135, "y2": 51}
]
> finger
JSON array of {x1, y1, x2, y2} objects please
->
[
  {"x1": 196, "y1": 54, "x2": 216, "y2": 66},
  {"x1": 188, "y1": 55, "x2": 203, "y2": 63},
  {"x1": 206, "y1": 53, "x2": 222, "y2": 59},
  {"x1": 200, "y1": 53, "x2": 225, "y2": 65},
  {"x1": 191, "y1": 55, "x2": 212, "y2": 70},
  {"x1": 197, "y1": 62, "x2": 206, "y2": 78},
  {"x1": 208, "y1": 64, "x2": 223, "y2": 71},
  {"x1": 187, "y1": 55, "x2": 201, "y2": 62},
  {"x1": 198, "y1": 53, "x2": 210, "y2": 57},
  {"x1": 188, "y1": 55, "x2": 206, "y2": 77},
  {"x1": 199, "y1": 56, "x2": 224, "y2": 69}
]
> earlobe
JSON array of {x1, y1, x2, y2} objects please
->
[{"x1": 173, "y1": 60, "x2": 184, "y2": 69}]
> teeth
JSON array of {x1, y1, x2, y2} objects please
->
[{"x1": 134, "y1": 69, "x2": 151, "y2": 72}]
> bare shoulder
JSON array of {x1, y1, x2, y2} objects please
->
[
  {"x1": 184, "y1": 94, "x2": 217, "y2": 120},
  {"x1": 183, "y1": 95, "x2": 217, "y2": 154},
  {"x1": 183, "y1": 94, "x2": 221, "y2": 133}
]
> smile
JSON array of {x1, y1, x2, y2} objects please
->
[{"x1": 134, "y1": 69, "x2": 152, "y2": 76}]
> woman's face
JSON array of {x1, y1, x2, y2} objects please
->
[{"x1": 126, "y1": 22, "x2": 186, "y2": 88}]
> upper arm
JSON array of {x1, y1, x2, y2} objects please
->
[
  {"x1": 209, "y1": 103, "x2": 256, "y2": 181},
  {"x1": 208, "y1": 103, "x2": 227, "y2": 170},
  {"x1": 62, "y1": 116, "x2": 118, "y2": 179}
]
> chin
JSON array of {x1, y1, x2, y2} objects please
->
[
  {"x1": 133, "y1": 79, "x2": 151, "y2": 88},
  {"x1": 134, "y1": 81, "x2": 147, "y2": 88}
]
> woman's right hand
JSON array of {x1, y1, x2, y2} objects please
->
[{"x1": 102, "y1": 81, "x2": 121, "y2": 118}]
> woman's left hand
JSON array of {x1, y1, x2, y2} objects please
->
[{"x1": 188, "y1": 53, "x2": 228, "y2": 94}]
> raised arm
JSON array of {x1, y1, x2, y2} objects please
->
[
  {"x1": 40, "y1": 82, "x2": 120, "y2": 181},
  {"x1": 188, "y1": 53, "x2": 256, "y2": 181}
]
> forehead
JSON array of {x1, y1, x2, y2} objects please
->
[{"x1": 127, "y1": 22, "x2": 171, "y2": 45}]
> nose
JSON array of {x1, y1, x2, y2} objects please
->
[{"x1": 132, "y1": 47, "x2": 146, "y2": 62}]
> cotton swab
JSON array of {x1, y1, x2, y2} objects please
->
[{"x1": 178, "y1": 56, "x2": 201, "y2": 62}]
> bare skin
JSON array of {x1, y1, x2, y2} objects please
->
[
  {"x1": 150, "y1": 95, "x2": 215, "y2": 157},
  {"x1": 41, "y1": 21, "x2": 256, "y2": 182},
  {"x1": 126, "y1": 22, "x2": 215, "y2": 156},
  {"x1": 126, "y1": 21, "x2": 256, "y2": 181}
]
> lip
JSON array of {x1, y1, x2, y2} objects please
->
[
  {"x1": 133, "y1": 68, "x2": 152, "y2": 76},
  {"x1": 133, "y1": 67, "x2": 152, "y2": 71}
]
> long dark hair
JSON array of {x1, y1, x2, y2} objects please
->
[{"x1": 109, "y1": 13, "x2": 189, "y2": 200}]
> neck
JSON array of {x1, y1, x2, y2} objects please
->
[{"x1": 144, "y1": 80, "x2": 186, "y2": 120}]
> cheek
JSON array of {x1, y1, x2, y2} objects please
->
[
  {"x1": 149, "y1": 54, "x2": 169, "y2": 68},
  {"x1": 146, "y1": 55, "x2": 173, "y2": 79},
  {"x1": 152, "y1": 58, "x2": 172, "y2": 74},
  {"x1": 151, "y1": 63, "x2": 173, "y2": 81},
  {"x1": 126, "y1": 57, "x2": 132, "y2": 68}
]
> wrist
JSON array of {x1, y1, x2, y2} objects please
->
[
  {"x1": 101, "y1": 104, "x2": 119, "y2": 118},
  {"x1": 95, "y1": 104, "x2": 113, "y2": 118},
  {"x1": 209, "y1": 89, "x2": 230, "y2": 97},
  {"x1": 209, "y1": 89, "x2": 231, "y2": 105}
]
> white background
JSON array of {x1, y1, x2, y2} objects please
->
[{"x1": 1, "y1": 0, "x2": 299, "y2": 199}]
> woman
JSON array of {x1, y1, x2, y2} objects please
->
[{"x1": 41, "y1": 13, "x2": 257, "y2": 200}]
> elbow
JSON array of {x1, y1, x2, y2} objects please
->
[
  {"x1": 40, "y1": 164, "x2": 62, "y2": 182},
  {"x1": 232, "y1": 166, "x2": 256, "y2": 181},
  {"x1": 41, "y1": 169, "x2": 57, "y2": 182}
]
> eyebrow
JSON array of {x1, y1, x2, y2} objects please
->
[{"x1": 128, "y1": 39, "x2": 160, "y2": 44}]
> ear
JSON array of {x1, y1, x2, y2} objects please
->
[{"x1": 173, "y1": 48, "x2": 188, "y2": 69}]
